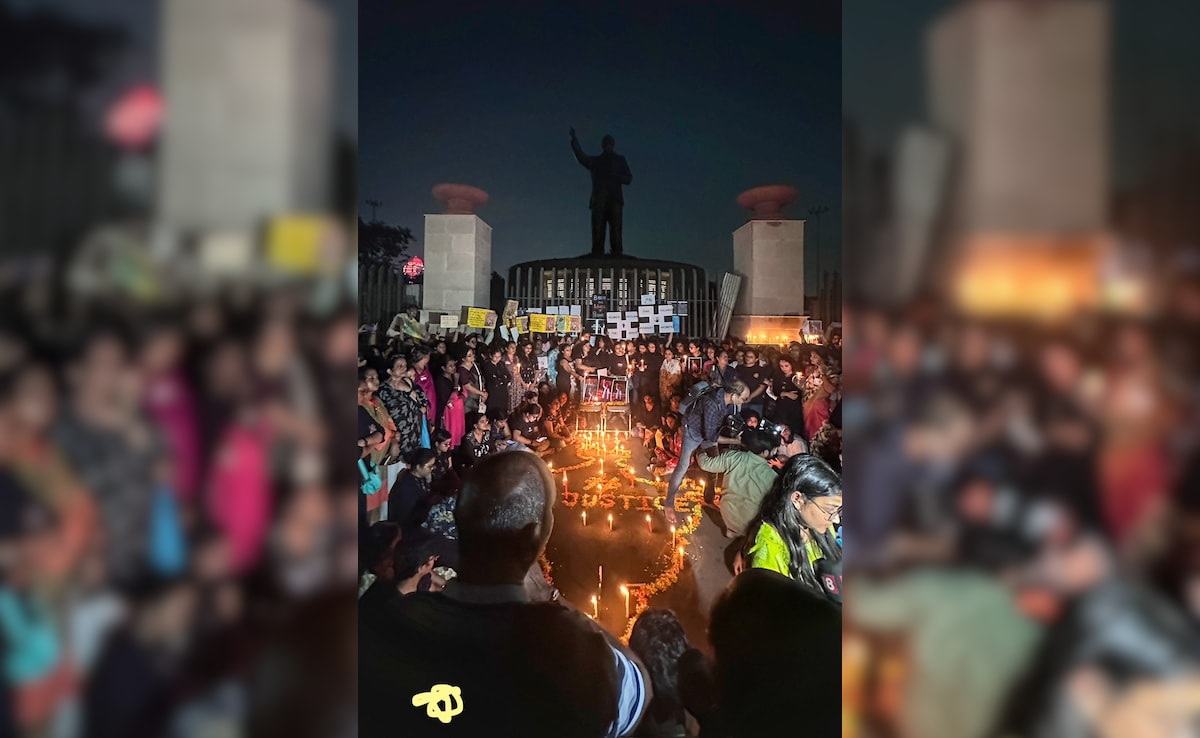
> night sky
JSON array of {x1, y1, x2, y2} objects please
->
[{"x1": 361, "y1": 0, "x2": 841, "y2": 291}]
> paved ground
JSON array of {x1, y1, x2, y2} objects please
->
[{"x1": 543, "y1": 439, "x2": 743, "y2": 654}]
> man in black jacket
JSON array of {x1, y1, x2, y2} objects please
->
[
  {"x1": 571, "y1": 128, "x2": 633, "y2": 256},
  {"x1": 360, "y1": 451, "x2": 652, "y2": 737}
]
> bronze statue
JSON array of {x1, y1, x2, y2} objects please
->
[{"x1": 570, "y1": 127, "x2": 632, "y2": 256}]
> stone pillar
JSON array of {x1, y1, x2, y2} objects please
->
[
  {"x1": 732, "y1": 186, "x2": 805, "y2": 316},
  {"x1": 422, "y1": 184, "x2": 492, "y2": 313}
]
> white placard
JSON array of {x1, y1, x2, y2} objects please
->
[
  {"x1": 546, "y1": 306, "x2": 559, "y2": 315},
  {"x1": 638, "y1": 305, "x2": 654, "y2": 317},
  {"x1": 440, "y1": 315, "x2": 460, "y2": 329},
  {"x1": 657, "y1": 304, "x2": 674, "y2": 317},
  {"x1": 625, "y1": 311, "x2": 639, "y2": 321},
  {"x1": 639, "y1": 322, "x2": 655, "y2": 334},
  {"x1": 606, "y1": 311, "x2": 622, "y2": 323},
  {"x1": 537, "y1": 356, "x2": 549, "y2": 369},
  {"x1": 570, "y1": 305, "x2": 582, "y2": 316},
  {"x1": 641, "y1": 294, "x2": 656, "y2": 306}
]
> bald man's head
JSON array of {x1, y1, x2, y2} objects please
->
[{"x1": 456, "y1": 451, "x2": 556, "y2": 579}]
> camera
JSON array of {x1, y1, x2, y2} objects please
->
[{"x1": 757, "y1": 418, "x2": 783, "y2": 444}]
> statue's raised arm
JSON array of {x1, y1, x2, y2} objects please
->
[{"x1": 570, "y1": 127, "x2": 592, "y2": 169}]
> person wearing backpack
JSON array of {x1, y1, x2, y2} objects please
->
[{"x1": 663, "y1": 380, "x2": 750, "y2": 527}]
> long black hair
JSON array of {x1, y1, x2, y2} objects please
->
[{"x1": 743, "y1": 454, "x2": 841, "y2": 588}]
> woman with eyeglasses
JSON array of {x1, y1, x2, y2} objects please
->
[{"x1": 735, "y1": 454, "x2": 842, "y2": 604}]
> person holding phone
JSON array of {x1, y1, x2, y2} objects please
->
[{"x1": 508, "y1": 404, "x2": 551, "y2": 455}]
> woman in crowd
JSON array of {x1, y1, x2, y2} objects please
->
[
  {"x1": 702, "y1": 345, "x2": 718, "y2": 378},
  {"x1": 502, "y1": 342, "x2": 523, "y2": 414},
  {"x1": 358, "y1": 368, "x2": 397, "y2": 524},
  {"x1": 410, "y1": 348, "x2": 438, "y2": 430},
  {"x1": 628, "y1": 609, "x2": 694, "y2": 738},
  {"x1": 385, "y1": 448, "x2": 438, "y2": 540},
  {"x1": 428, "y1": 429, "x2": 459, "y2": 498},
  {"x1": 801, "y1": 350, "x2": 837, "y2": 442},
  {"x1": 515, "y1": 341, "x2": 541, "y2": 410},
  {"x1": 456, "y1": 347, "x2": 488, "y2": 416},
  {"x1": 659, "y1": 347, "x2": 684, "y2": 406},
  {"x1": 377, "y1": 354, "x2": 429, "y2": 459},
  {"x1": 736, "y1": 454, "x2": 842, "y2": 604},
  {"x1": 651, "y1": 411, "x2": 684, "y2": 477},
  {"x1": 541, "y1": 392, "x2": 575, "y2": 449},
  {"x1": 575, "y1": 341, "x2": 600, "y2": 394},
  {"x1": 556, "y1": 343, "x2": 582, "y2": 403},
  {"x1": 769, "y1": 423, "x2": 808, "y2": 468},
  {"x1": 685, "y1": 340, "x2": 706, "y2": 388},
  {"x1": 434, "y1": 356, "x2": 466, "y2": 448},
  {"x1": 456, "y1": 411, "x2": 493, "y2": 470},
  {"x1": 769, "y1": 355, "x2": 805, "y2": 432},
  {"x1": 481, "y1": 345, "x2": 512, "y2": 418}
]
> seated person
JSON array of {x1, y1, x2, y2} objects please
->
[
  {"x1": 632, "y1": 394, "x2": 662, "y2": 443},
  {"x1": 487, "y1": 407, "x2": 515, "y2": 451},
  {"x1": 650, "y1": 411, "x2": 684, "y2": 477},
  {"x1": 359, "y1": 451, "x2": 652, "y2": 738},
  {"x1": 508, "y1": 404, "x2": 551, "y2": 455},
  {"x1": 628, "y1": 610, "x2": 694, "y2": 738},
  {"x1": 768, "y1": 423, "x2": 808, "y2": 469},
  {"x1": 457, "y1": 412, "x2": 493, "y2": 470},
  {"x1": 429, "y1": 429, "x2": 461, "y2": 497},
  {"x1": 698, "y1": 430, "x2": 779, "y2": 539},
  {"x1": 541, "y1": 393, "x2": 576, "y2": 449}
]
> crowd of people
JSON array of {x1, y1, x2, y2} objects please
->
[
  {"x1": 358, "y1": 308, "x2": 845, "y2": 737},
  {"x1": 0, "y1": 277, "x2": 360, "y2": 738},
  {"x1": 842, "y1": 297, "x2": 1200, "y2": 738}
]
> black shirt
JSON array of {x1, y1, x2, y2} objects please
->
[
  {"x1": 608, "y1": 354, "x2": 629, "y2": 377},
  {"x1": 508, "y1": 412, "x2": 541, "y2": 444},
  {"x1": 359, "y1": 585, "x2": 620, "y2": 738},
  {"x1": 737, "y1": 362, "x2": 768, "y2": 393}
]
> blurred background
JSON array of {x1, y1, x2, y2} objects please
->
[
  {"x1": 843, "y1": 1, "x2": 1200, "y2": 737},
  {"x1": 0, "y1": 1, "x2": 358, "y2": 737}
]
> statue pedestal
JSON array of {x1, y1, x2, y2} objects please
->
[
  {"x1": 732, "y1": 219, "x2": 805, "y2": 316},
  {"x1": 423, "y1": 214, "x2": 492, "y2": 313}
]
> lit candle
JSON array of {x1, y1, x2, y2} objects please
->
[
  {"x1": 563, "y1": 470, "x2": 568, "y2": 492},
  {"x1": 582, "y1": 510, "x2": 587, "y2": 527},
  {"x1": 620, "y1": 585, "x2": 630, "y2": 618},
  {"x1": 599, "y1": 565, "x2": 603, "y2": 589},
  {"x1": 591, "y1": 595, "x2": 598, "y2": 619},
  {"x1": 671, "y1": 525, "x2": 676, "y2": 548},
  {"x1": 548, "y1": 461, "x2": 553, "y2": 473},
  {"x1": 646, "y1": 514, "x2": 652, "y2": 534},
  {"x1": 608, "y1": 513, "x2": 613, "y2": 531},
  {"x1": 678, "y1": 546, "x2": 685, "y2": 567}
]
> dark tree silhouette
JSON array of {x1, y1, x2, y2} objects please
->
[{"x1": 358, "y1": 217, "x2": 414, "y2": 272}]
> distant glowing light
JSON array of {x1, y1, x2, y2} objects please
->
[{"x1": 403, "y1": 256, "x2": 425, "y2": 278}]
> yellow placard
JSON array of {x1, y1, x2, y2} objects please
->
[
  {"x1": 266, "y1": 215, "x2": 327, "y2": 273},
  {"x1": 461, "y1": 307, "x2": 490, "y2": 328},
  {"x1": 569, "y1": 316, "x2": 582, "y2": 333},
  {"x1": 556, "y1": 315, "x2": 570, "y2": 333},
  {"x1": 529, "y1": 314, "x2": 550, "y2": 333}
]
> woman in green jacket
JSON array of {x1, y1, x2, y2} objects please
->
[{"x1": 735, "y1": 454, "x2": 842, "y2": 602}]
